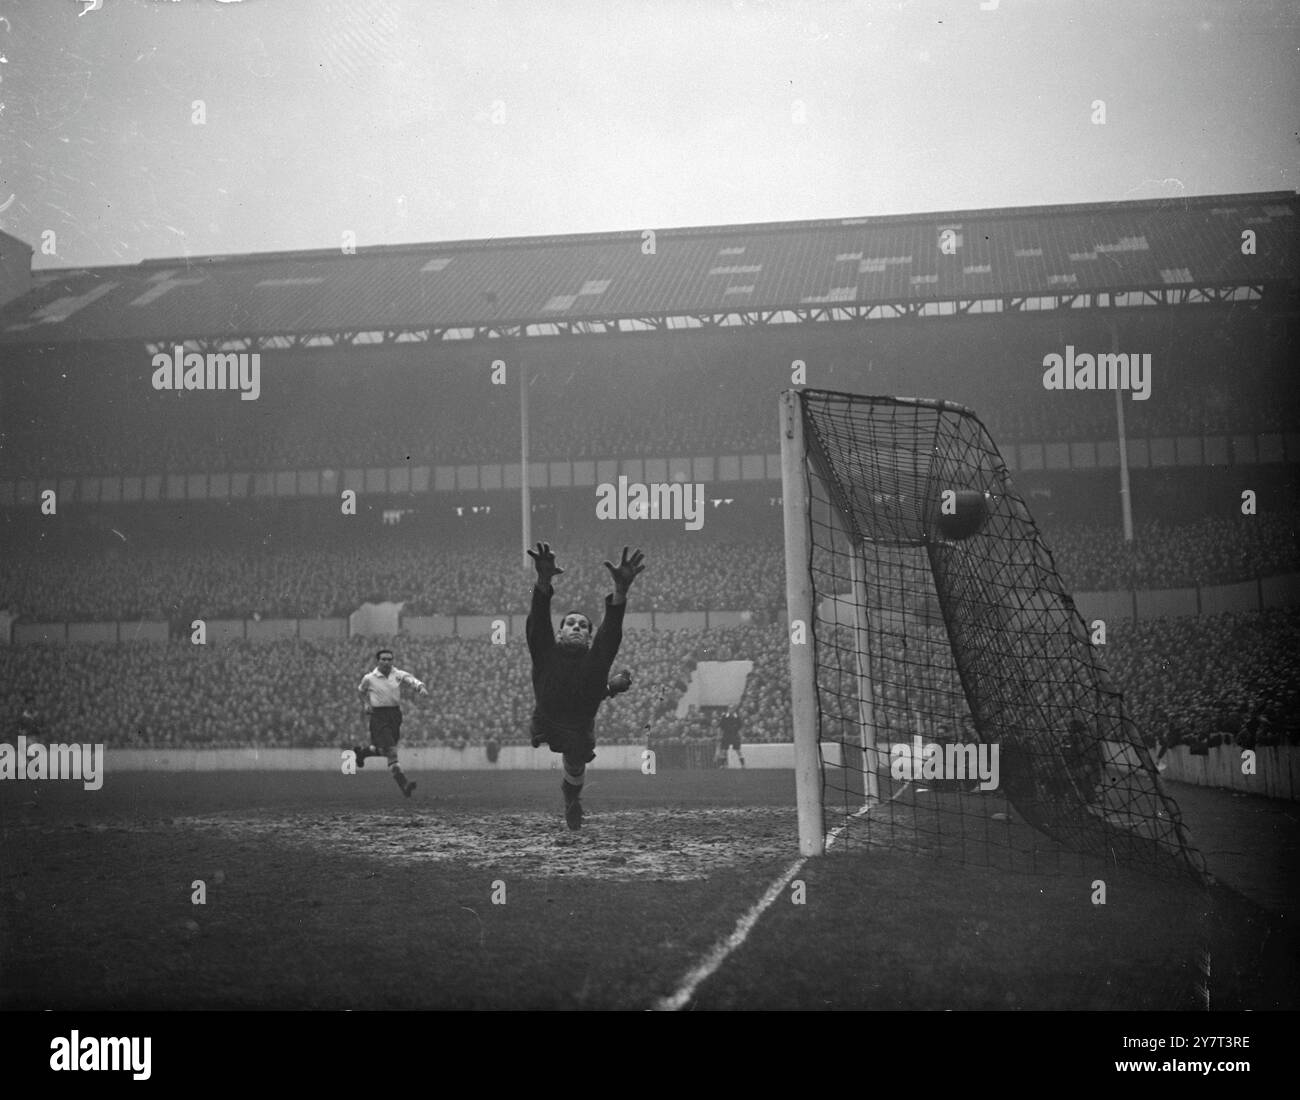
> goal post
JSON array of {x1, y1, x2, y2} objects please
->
[
  {"x1": 780, "y1": 389, "x2": 824, "y2": 856},
  {"x1": 781, "y1": 390, "x2": 882, "y2": 854},
  {"x1": 780, "y1": 388, "x2": 1207, "y2": 881},
  {"x1": 849, "y1": 547, "x2": 880, "y2": 808}
]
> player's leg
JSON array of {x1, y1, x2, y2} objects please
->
[
  {"x1": 558, "y1": 729, "x2": 597, "y2": 830},
  {"x1": 387, "y1": 745, "x2": 415, "y2": 797},
  {"x1": 361, "y1": 711, "x2": 388, "y2": 770},
  {"x1": 354, "y1": 711, "x2": 381, "y2": 767},
  {"x1": 372, "y1": 710, "x2": 415, "y2": 797},
  {"x1": 389, "y1": 712, "x2": 416, "y2": 797},
  {"x1": 560, "y1": 751, "x2": 586, "y2": 829}
]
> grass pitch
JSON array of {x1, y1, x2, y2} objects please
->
[{"x1": 0, "y1": 768, "x2": 1292, "y2": 1010}]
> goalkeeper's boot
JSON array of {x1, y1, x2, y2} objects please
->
[
  {"x1": 403, "y1": 780, "x2": 417, "y2": 798},
  {"x1": 562, "y1": 780, "x2": 583, "y2": 831},
  {"x1": 352, "y1": 744, "x2": 368, "y2": 768}
]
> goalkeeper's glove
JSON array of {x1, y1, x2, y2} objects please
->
[{"x1": 606, "y1": 669, "x2": 633, "y2": 697}]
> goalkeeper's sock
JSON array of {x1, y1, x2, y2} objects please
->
[
  {"x1": 561, "y1": 764, "x2": 584, "y2": 802},
  {"x1": 390, "y1": 763, "x2": 411, "y2": 793},
  {"x1": 562, "y1": 765, "x2": 584, "y2": 829}
]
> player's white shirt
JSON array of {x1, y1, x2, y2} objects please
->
[{"x1": 358, "y1": 667, "x2": 425, "y2": 708}]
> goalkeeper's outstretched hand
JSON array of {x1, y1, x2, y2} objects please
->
[
  {"x1": 527, "y1": 541, "x2": 565, "y2": 584},
  {"x1": 603, "y1": 546, "x2": 646, "y2": 593}
]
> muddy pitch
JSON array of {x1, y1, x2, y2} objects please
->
[{"x1": 88, "y1": 805, "x2": 804, "y2": 883}]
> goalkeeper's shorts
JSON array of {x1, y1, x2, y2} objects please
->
[{"x1": 529, "y1": 713, "x2": 596, "y2": 764}]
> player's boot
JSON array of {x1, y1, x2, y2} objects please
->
[
  {"x1": 352, "y1": 744, "x2": 368, "y2": 768},
  {"x1": 391, "y1": 766, "x2": 415, "y2": 797},
  {"x1": 561, "y1": 780, "x2": 583, "y2": 830}
]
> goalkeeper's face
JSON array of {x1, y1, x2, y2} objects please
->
[{"x1": 557, "y1": 613, "x2": 593, "y2": 651}]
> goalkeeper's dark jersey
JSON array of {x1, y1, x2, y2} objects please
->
[{"x1": 526, "y1": 582, "x2": 625, "y2": 732}]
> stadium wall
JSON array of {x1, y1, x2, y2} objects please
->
[
  {"x1": 39, "y1": 743, "x2": 1300, "y2": 796},
  {"x1": 3, "y1": 437, "x2": 1298, "y2": 509},
  {"x1": 104, "y1": 743, "x2": 797, "y2": 771},
  {"x1": 1, "y1": 610, "x2": 767, "y2": 644},
  {"x1": 820, "y1": 742, "x2": 1296, "y2": 799},
  {"x1": 1160, "y1": 744, "x2": 1298, "y2": 801},
  {"x1": 0, "y1": 228, "x2": 33, "y2": 309},
  {"x1": 4, "y1": 575, "x2": 1296, "y2": 645}
]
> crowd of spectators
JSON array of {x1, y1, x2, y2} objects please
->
[
  {"x1": 4, "y1": 608, "x2": 1297, "y2": 755},
  {"x1": 1106, "y1": 610, "x2": 1300, "y2": 750},
  {"x1": 1045, "y1": 514, "x2": 1300, "y2": 590},
  {"x1": 0, "y1": 537, "x2": 789, "y2": 623},
  {"x1": 2, "y1": 514, "x2": 1295, "y2": 624},
  {"x1": 0, "y1": 625, "x2": 787, "y2": 750},
  {"x1": 3, "y1": 308, "x2": 1293, "y2": 478}
]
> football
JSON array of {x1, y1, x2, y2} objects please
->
[{"x1": 936, "y1": 488, "x2": 990, "y2": 541}]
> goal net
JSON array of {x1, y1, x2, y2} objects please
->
[{"x1": 780, "y1": 389, "x2": 1206, "y2": 881}]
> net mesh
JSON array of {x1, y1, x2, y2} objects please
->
[{"x1": 797, "y1": 389, "x2": 1207, "y2": 881}]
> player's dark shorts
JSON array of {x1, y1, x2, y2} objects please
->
[
  {"x1": 529, "y1": 713, "x2": 596, "y2": 764},
  {"x1": 368, "y1": 707, "x2": 403, "y2": 751},
  {"x1": 719, "y1": 728, "x2": 742, "y2": 751}
]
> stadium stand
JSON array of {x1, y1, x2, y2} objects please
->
[
  {"x1": 3, "y1": 613, "x2": 1297, "y2": 752},
  {"x1": 1, "y1": 301, "x2": 1295, "y2": 478},
  {"x1": 1, "y1": 193, "x2": 1295, "y2": 759},
  {"x1": 1, "y1": 517, "x2": 1296, "y2": 622},
  {"x1": 1109, "y1": 610, "x2": 1300, "y2": 751}
]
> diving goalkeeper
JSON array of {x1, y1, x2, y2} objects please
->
[{"x1": 526, "y1": 541, "x2": 644, "y2": 830}]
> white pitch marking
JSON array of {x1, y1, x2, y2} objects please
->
[
  {"x1": 652, "y1": 852, "x2": 807, "y2": 1012},
  {"x1": 653, "y1": 791, "x2": 896, "y2": 1011}
]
